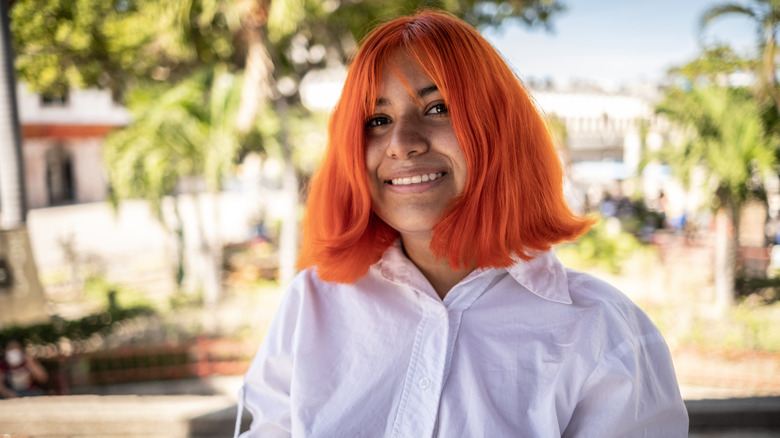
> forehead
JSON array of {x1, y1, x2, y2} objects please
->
[
  {"x1": 382, "y1": 52, "x2": 429, "y2": 81},
  {"x1": 372, "y1": 51, "x2": 440, "y2": 105}
]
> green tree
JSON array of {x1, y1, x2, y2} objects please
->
[
  {"x1": 10, "y1": 0, "x2": 564, "y2": 103},
  {"x1": 103, "y1": 65, "x2": 251, "y2": 298},
  {"x1": 653, "y1": 86, "x2": 777, "y2": 308},
  {"x1": 10, "y1": 0, "x2": 242, "y2": 101},
  {"x1": 700, "y1": 0, "x2": 780, "y2": 109},
  {"x1": 667, "y1": 44, "x2": 756, "y2": 85}
]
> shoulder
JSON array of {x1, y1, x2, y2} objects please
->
[
  {"x1": 561, "y1": 268, "x2": 669, "y2": 359},
  {"x1": 287, "y1": 265, "x2": 385, "y2": 298},
  {"x1": 558, "y1": 271, "x2": 688, "y2": 434},
  {"x1": 287, "y1": 267, "x2": 331, "y2": 295},
  {"x1": 566, "y1": 270, "x2": 634, "y2": 310},
  {"x1": 508, "y1": 251, "x2": 658, "y2": 339},
  {"x1": 566, "y1": 269, "x2": 655, "y2": 328},
  {"x1": 280, "y1": 264, "x2": 393, "y2": 315}
]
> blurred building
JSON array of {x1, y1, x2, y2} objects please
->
[
  {"x1": 529, "y1": 84, "x2": 680, "y2": 213},
  {"x1": 532, "y1": 86, "x2": 664, "y2": 174},
  {"x1": 16, "y1": 84, "x2": 129, "y2": 209},
  {"x1": 8, "y1": 85, "x2": 269, "y2": 311}
]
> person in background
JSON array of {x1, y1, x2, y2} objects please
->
[
  {"x1": 0, "y1": 339, "x2": 49, "y2": 398},
  {"x1": 236, "y1": 10, "x2": 688, "y2": 437}
]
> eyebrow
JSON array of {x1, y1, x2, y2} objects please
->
[{"x1": 375, "y1": 84, "x2": 440, "y2": 107}]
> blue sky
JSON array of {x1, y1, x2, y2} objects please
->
[{"x1": 484, "y1": 0, "x2": 757, "y2": 87}]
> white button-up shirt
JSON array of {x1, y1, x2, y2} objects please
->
[{"x1": 238, "y1": 243, "x2": 688, "y2": 437}]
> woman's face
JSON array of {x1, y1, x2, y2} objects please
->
[
  {"x1": 4, "y1": 341, "x2": 23, "y2": 367},
  {"x1": 364, "y1": 53, "x2": 467, "y2": 240}
]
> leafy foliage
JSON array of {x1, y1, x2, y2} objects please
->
[
  {"x1": 652, "y1": 86, "x2": 777, "y2": 210},
  {"x1": 11, "y1": 0, "x2": 564, "y2": 100},
  {"x1": 0, "y1": 274, "x2": 157, "y2": 354},
  {"x1": 556, "y1": 216, "x2": 646, "y2": 275},
  {"x1": 667, "y1": 45, "x2": 756, "y2": 85},
  {"x1": 10, "y1": 0, "x2": 242, "y2": 100},
  {"x1": 0, "y1": 304, "x2": 154, "y2": 351},
  {"x1": 699, "y1": 0, "x2": 780, "y2": 109},
  {"x1": 103, "y1": 66, "x2": 249, "y2": 214}
]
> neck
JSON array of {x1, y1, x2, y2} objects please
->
[{"x1": 400, "y1": 234, "x2": 473, "y2": 299}]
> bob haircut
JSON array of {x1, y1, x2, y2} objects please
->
[{"x1": 297, "y1": 10, "x2": 593, "y2": 283}]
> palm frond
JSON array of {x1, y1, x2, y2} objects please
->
[{"x1": 653, "y1": 86, "x2": 777, "y2": 210}]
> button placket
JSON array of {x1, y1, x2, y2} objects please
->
[
  {"x1": 391, "y1": 298, "x2": 451, "y2": 438},
  {"x1": 416, "y1": 302, "x2": 447, "y2": 393}
]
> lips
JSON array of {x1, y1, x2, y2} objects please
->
[{"x1": 388, "y1": 172, "x2": 445, "y2": 186}]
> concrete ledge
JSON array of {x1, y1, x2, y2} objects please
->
[
  {"x1": 193, "y1": 396, "x2": 780, "y2": 434},
  {"x1": 0, "y1": 395, "x2": 246, "y2": 438},
  {"x1": 2, "y1": 394, "x2": 779, "y2": 437},
  {"x1": 687, "y1": 397, "x2": 780, "y2": 431},
  {"x1": 190, "y1": 405, "x2": 251, "y2": 438}
]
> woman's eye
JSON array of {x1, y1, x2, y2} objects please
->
[
  {"x1": 426, "y1": 103, "x2": 448, "y2": 116},
  {"x1": 365, "y1": 116, "x2": 390, "y2": 128}
]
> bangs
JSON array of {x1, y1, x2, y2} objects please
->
[{"x1": 358, "y1": 45, "x2": 440, "y2": 124}]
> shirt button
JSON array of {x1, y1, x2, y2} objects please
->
[
  {"x1": 437, "y1": 308, "x2": 446, "y2": 319},
  {"x1": 418, "y1": 377, "x2": 431, "y2": 390}
]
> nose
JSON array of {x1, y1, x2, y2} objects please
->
[{"x1": 386, "y1": 116, "x2": 429, "y2": 159}]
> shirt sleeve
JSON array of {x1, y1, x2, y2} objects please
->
[
  {"x1": 238, "y1": 279, "x2": 304, "y2": 438},
  {"x1": 563, "y1": 332, "x2": 689, "y2": 438}
]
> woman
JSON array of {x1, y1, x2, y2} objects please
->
[
  {"x1": 0, "y1": 340, "x2": 48, "y2": 398},
  {"x1": 236, "y1": 10, "x2": 688, "y2": 437}
]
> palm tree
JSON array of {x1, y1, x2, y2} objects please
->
[
  {"x1": 104, "y1": 66, "x2": 247, "y2": 302},
  {"x1": 653, "y1": 86, "x2": 777, "y2": 308},
  {"x1": 700, "y1": 0, "x2": 780, "y2": 110},
  {"x1": 233, "y1": 0, "x2": 301, "y2": 287}
]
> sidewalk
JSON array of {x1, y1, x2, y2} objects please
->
[
  {"x1": 0, "y1": 394, "x2": 246, "y2": 438},
  {"x1": 1, "y1": 377, "x2": 779, "y2": 437},
  {"x1": 0, "y1": 376, "x2": 248, "y2": 438}
]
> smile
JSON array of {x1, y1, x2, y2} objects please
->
[{"x1": 388, "y1": 172, "x2": 445, "y2": 186}]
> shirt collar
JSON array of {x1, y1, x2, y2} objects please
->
[
  {"x1": 376, "y1": 241, "x2": 436, "y2": 297},
  {"x1": 375, "y1": 241, "x2": 572, "y2": 305},
  {"x1": 504, "y1": 250, "x2": 572, "y2": 305}
]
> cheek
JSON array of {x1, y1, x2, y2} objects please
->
[
  {"x1": 445, "y1": 137, "x2": 468, "y2": 192},
  {"x1": 364, "y1": 146, "x2": 383, "y2": 200},
  {"x1": 364, "y1": 143, "x2": 384, "y2": 180}
]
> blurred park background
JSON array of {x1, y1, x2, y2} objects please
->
[{"x1": 1, "y1": 0, "x2": 780, "y2": 434}]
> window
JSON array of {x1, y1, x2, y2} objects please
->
[{"x1": 41, "y1": 93, "x2": 69, "y2": 107}]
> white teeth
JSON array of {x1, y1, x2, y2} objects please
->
[{"x1": 391, "y1": 172, "x2": 443, "y2": 186}]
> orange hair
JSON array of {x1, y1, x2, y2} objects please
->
[{"x1": 297, "y1": 10, "x2": 593, "y2": 283}]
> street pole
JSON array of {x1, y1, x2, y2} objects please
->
[{"x1": 0, "y1": 0, "x2": 26, "y2": 229}]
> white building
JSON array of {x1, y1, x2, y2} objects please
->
[
  {"x1": 529, "y1": 86, "x2": 680, "y2": 213},
  {"x1": 16, "y1": 85, "x2": 130, "y2": 209},
  {"x1": 532, "y1": 87, "x2": 665, "y2": 172}
]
